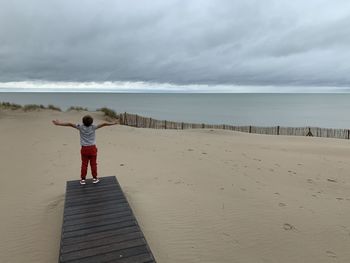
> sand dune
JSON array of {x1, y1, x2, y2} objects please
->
[{"x1": 1, "y1": 110, "x2": 350, "y2": 262}]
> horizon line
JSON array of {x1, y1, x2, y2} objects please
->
[{"x1": 0, "y1": 80, "x2": 350, "y2": 93}]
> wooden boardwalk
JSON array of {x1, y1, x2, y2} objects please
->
[{"x1": 59, "y1": 176, "x2": 156, "y2": 263}]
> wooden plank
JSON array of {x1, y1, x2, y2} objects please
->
[
  {"x1": 60, "y1": 239, "x2": 146, "y2": 262},
  {"x1": 62, "y1": 226, "x2": 141, "y2": 245},
  {"x1": 61, "y1": 231, "x2": 144, "y2": 254},
  {"x1": 64, "y1": 210, "x2": 132, "y2": 227},
  {"x1": 59, "y1": 176, "x2": 156, "y2": 263},
  {"x1": 64, "y1": 205, "x2": 131, "y2": 220},
  {"x1": 68, "y1": 246, "x2": 153, "y2": 263},
  {"x1": 63, "y1": 215, "x2": 135, "y2": 233}
]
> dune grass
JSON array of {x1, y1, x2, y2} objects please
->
[
  {"x1": 23, "y1": 104, "x2": 46, "y2": 111},
  {"x1": 97, "y1": 107, "x2": 118, "y2": 119},
  {"x1": 0, "y1": 102, "x2": 61, "y2": 112},
  {"x1": 1, "y1": 102, "x2": 119, "y2": 119},
  {"x1": 0, "y1": 102, "x2": 23, "y2": 110},
  {"x1": 67, "y1": 106, "x2": 88, "y2": 111},
  {"x1": 47, "y1": 104, "x2": 62, "y2": 111}
]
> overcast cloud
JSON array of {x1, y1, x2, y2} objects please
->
[{"x1": 1, "y1": 0, "x2": 350, "y2": 91}]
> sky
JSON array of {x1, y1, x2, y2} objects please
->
[{"x1": 1, "y1": 0, "x2": 350, "y2": 92}]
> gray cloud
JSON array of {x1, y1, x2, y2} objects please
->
[{"x1": 1, "y1": 0, "x2": 350, "y2": 89}]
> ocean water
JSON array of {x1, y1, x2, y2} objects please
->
[{"x1": 1, "y1": 93, "x2": 350, "y2": 129}]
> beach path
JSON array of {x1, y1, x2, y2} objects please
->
[{"x1": 58, "y1": 176, "x2": 156, "y2": 263}]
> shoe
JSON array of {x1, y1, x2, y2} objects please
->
[
  {"x1": 93, "y1": 178, "x2": 100, "y2": 184},
  {"x1": 80, "y1": 179, "x2": 86, "y2": 185}
]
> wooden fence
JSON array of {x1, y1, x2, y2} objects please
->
[{"x1": 117, "y1": 112, "x2": 350, "y2": 140}]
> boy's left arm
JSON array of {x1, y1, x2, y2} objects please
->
[{"x1": 96, "y1": 121, "x2": 118, "y2": 129}]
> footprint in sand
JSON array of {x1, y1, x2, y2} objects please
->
[
  {"x1": 283, "y1": 223, "x2": 296, "y2": 231},
  {"x1": 47, "y1": 195, "x2": 65, "y2": 211},
  {"x1": 279, "y1": 202, "x2": 287, "y2": 207},
  {"x1": 326, "y1": 250, "x2": 337, "y2": 259},
  {"x1": 327, "y1": 178, "x2": 337, "y2": 183},
  {"x1": 307, "y1": 179, "x2": 314, "y2": 184},
  {"x1": 188, "y1": 148, "x2": 194, "y2": 152}
]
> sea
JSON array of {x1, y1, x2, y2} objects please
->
[{"x1": 1, "y1": 92, "x2": 350, "y2": 129}]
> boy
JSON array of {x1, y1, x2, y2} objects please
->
[{"x1": 52, "y1": 115, "x2": 118, "y2": 185}]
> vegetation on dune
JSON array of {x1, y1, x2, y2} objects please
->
[
  {"x1": 97, "y1": 107, "x2": 118, "y2": 119},
  {"x1": 1, "y1": 103, "x2": 119, "y2": 120},
  {"x1": 0, "y1": 102, "x2": 23, "y2": 110},
  {"x1": 0, "y1": 102, "x2": 61, "y2": 111},
  {"x1": 23, "y1": 104, "x2": 45, "y2": 111},
  {"x1": 67, "y1": 106, "x2": 88, "y2": 111},
  {"x1": 47, "y1": 104, "x2": 62, "y2": 111}
]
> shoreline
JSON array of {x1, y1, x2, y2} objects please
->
[
  {"x1": 2, "y1": 102, "x2": 350, "y2": 140},
  {"x1": 2, "y1": 92, "x2": 350, "y2": 129}
]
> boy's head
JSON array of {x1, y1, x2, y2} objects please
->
[{"x1": 82, "y1": 115, "x2": 93, "y2": 127}]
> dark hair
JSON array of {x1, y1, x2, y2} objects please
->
[{"x1": 82, "y1": 115, "x2": 93, "y2": 127}]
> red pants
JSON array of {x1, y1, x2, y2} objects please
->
[{"x1": 81, "y1": 145, "x2": 98, "y2": 179}]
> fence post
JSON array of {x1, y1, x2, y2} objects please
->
[
  {"x1": 124, "y1": 112, "x2": 127, "y2": 126},
  {"x1": 135, "y1": 115, "x2": 138, "y2": 127},
  {"x1": 277, "y1": 126, "x2": 280, "y2": 135},
  {"x1": 249, "y1": 126, "x2": 252, "y2": 133},
  {"x1": 348, "y1": 129, "x2": 350, "y2": 139},
  {"x1": 165, "y1": 120, "x2": 167, "y2": 129},
  {"x1": 181, "y1": 122, "x2": 184, "y2": 130}
]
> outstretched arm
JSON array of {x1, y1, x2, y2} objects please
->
[
  {"x1": 52, "y1": 120, "x2": 77, "y2": 129},
  {"x1": 96, "y1": 121, "x2": 118, "y2": 129}
]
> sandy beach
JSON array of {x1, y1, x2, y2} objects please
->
[{"x1": 1, "y1": 109, "x2": 350, "y2": 263}]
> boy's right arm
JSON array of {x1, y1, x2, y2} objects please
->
[{"x1": 52, "y1": 120, "x2": 77, "y2": 129}]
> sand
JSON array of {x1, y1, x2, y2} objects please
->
[{"x1": 1, "y1": 109, "x2": 350, "y2": 263}]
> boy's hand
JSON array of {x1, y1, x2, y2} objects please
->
[{"x1": 52, "y1": 120, "x2": 60, "y2": 125}]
